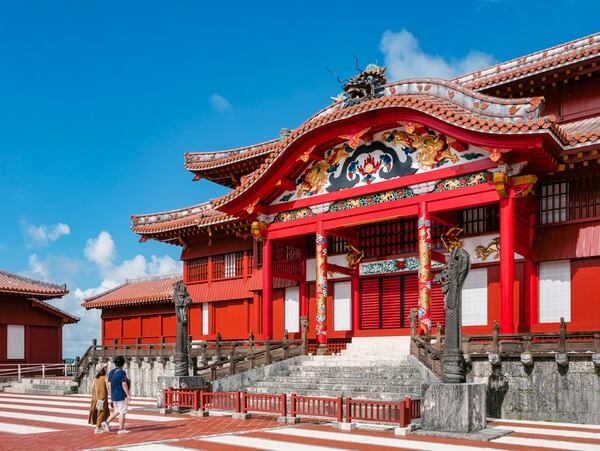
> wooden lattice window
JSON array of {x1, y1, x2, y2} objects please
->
[
  {"x1": 212, "y1": 252, "x2": 244, "y2": 279},
  {"x1": 539, "y1": 180, "x2": 569, "y2": 224},
  {"x1": 460, "y1": 204, "x2": 499, "y2": 235},
  {"x1": 186, "y1": 257, "x2": 208, "y2": 282}
]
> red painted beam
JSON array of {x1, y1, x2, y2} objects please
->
[
  {"x1": 326, "y1": 263, "x2": 354, "y2": 276},
  {"x1": 272, "y1": 271, "x2": 304, "y2": 282}
]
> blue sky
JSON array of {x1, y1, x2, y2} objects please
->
[{"x1": 0, "y1": 0, "x2": 597, "y2": 357}]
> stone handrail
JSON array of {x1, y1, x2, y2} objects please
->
[
  {"x1": 410, "y1": 313, "x2": 600, "y2": 378},
  {"x1": 76, "y1": 318, "x2": 309, "y2": 383}
]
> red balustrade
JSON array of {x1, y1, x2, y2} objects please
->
[
  {"x1": 200, "y1": 391, "x2": 240, "y2": 413},
  {"x1": 290, "y1": 394, "x2": 343, "y2": 422},
  {"x1": 242, "y1": 392, "x2": 286, "y2": 417},
  {"x1": 346, "y1": 397, "x2": 416, "y2": 427},
  {"x1": 163, "y1": 387, "x2": 209, "y2": 411}
]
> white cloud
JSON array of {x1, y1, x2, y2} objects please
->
[
  {"x1": 209, "y1": 93, "x2": 232, "y2": 112},
  {"x1": 27, "y1": 254, "x2": 49, "y2": 280},
  {"x1": 84, "y1": 230, "x2": 115, "y2": 268},
  {"x1": 380, "y1": 29, "x2": 496, "y2": 81},
  {"x1": 22, "y1": 221, "x2": 71, "y2": 247}
]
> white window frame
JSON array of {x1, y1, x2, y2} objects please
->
[
  {"x1": 224, "y1": 253, "x2": 236, "y2": 278},
  {"x1": 284, "y1": 287, "x2": 300, "y2": 333},
  {"x1": 333, "y1": 281, "x2": 352, "y2": 331},
  {"x1": 7, "y1": 325, "x2": 25, "y2": 360},
  {"x1": 201, "y1": 303, "x2": 209, "y2": 335},
  {"x1": 461, "y1": 268, "x2": 488, "y2": 326},
  {"x1": 539, "y1": 260, "x2": 571, "y2": 323}
]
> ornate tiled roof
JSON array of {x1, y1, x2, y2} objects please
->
[
  {"x1": 453, "y1": 33, "x2": 600, "y2": 91},
  {"x1": 0, "y1": 269, "x2": 68, "y2": 298},
  {"x1": 555, "y1": 116, "x2": 600, "y2": 146},
  {"x1": 184, "y1": 139, "x2": 279, "y2": 172},
  {"x1": 32, "y1": 299, "x2": 79, "y2": 324},
  {"x1": 209, "y1": 79, "x2": 557, "y2": 209},
  {"x1": 83, "y1": 274, "x2": 182, "y2": 309},
  {"x1": 130, "y1": 202, "x2": 235, "y2": 235}
]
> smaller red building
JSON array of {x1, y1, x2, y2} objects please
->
[
  {"x1": 0, "y1": 270, "x2": 78, "y2": 363},
  {"x1": 83, "y1": 275, "x2": 183, "y2": 345}
]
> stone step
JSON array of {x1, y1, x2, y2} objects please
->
[
  {"x1": 249, "y1": 381, "x2": 420, "y2": 392},
  {"x1": 281, "y1": 368, "x2": 419, "y2": 377},
  {"x1": 18, "y1": 378, "x2": 77, "y2": 387},
  {"x1": 280, "y1": 371, "x2": 419, "y2": 380},
  {"x1": 298, "y1": 360, "x2": 414, "y2": 368},
  {"x1": 245, "y1": 387, "x2": 419, "y2": 400},
  {"x1": 268, "y1": 376, "x2": 420, "y2": 385},
  {"x1": 4, "y1": 386, "x2": 77, "y2": 396}
]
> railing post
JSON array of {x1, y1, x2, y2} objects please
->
[
  {"x1": 215, "y1": 333, "x2": 222, "y2": 363},
  {"x1": 228, "y1": 342, "x2": 238, "y2": 375},
  {"x1": 345, "y1": 397, "x2": 352, "y2": 423},
  {"x1": 17, "y1": 365, "x2": 21, "y2": 381},
  {"x1": 409, "y1": 308, "x2": 417, "y2": 338},
  {"x1": 42, "y1": 364, "x2": 45, "y2": 379},
  {"x1": 91, "y1": 339, "x2": 97, "y2": 360},
  {"x1": 290, "y1": 393, "x2": 296, "y2": 418},
  {"x1": 435, "y1": 324, "x2": 442, "y2": 352},
  {"x1": 64, "y1": 363, "x2": 68, "y2": 377},
  {"x1": 264, "y1": 339, "x2": 271, "y2": 365},
  {"x1": 283, "y1": 330, "x2": 289, "y2": 359},
  {"x1": 337, "y1": 397, "x2": 343, "y2": 423},
  {"x1": 248, "y1": 331, "x2": 255, "y2": 369},
  {"x1": 200, "y1": 390, "x2": 205, "y2": 412},
  {"x1": 160, "y1": 336, "x2": 165, "y2": 360},
  {"x1": 280, "y1": 393, "x2": 287, "y2": 417},
  {"x1": 301, "y1": 316, "x2": 308, "y2": 356},
  {"x1": 235, "y1": 391, "x2": 241, "y2": 413},
  {"x1": 241, "y1": 392, "x2": 247, "y2": 414},
  {"x1": 559, "y1": 317, "x2": 567, "y2": 353},
  {"x1": 492, "y1": 321, "x2": 499, "y2": 354}
]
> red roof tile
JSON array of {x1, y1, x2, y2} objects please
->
[
  {"x1": 454, "y1": 33, "x2": 600, "y2": 90},
  {"x1": 556, "y1": 116, "x2": 600, "y2": 145},
  {"x1": 184, "y1": 139, "x2": 280, "y2": 172},
  {"x1": 0, "y1": 269, "x2": 68, "y2": 299},
  {"x1": 83, "y1": 275, "x2": 182, "y2": 309}
]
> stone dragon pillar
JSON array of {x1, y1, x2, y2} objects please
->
[
  {"x1": 315, "y1": 224, "x2": 328, "y2": 355},
  {"x1": 417, "y1": 202, "x2": 432, "y2": 335}
]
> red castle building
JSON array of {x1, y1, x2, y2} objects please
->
[
  {"x1": 0, "y1": 270, "x2": 78, "y2": 363},
  {"x1": 86, "y1": 33, "x2": 600, "y2": 353}
]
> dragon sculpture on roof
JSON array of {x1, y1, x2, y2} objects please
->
[{"x1": 332, "y1": 62, "x2": 387, "y2": 108}]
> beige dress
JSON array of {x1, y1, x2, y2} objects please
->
[{"x1": 88, "y1": 375, "x2": 110, "y2": 427}]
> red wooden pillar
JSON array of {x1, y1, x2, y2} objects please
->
[
  {"x1": 351, "y1": 273, "x2": 360, "y2": 331},
  {"x1": 262, "y1": 238, "x2": 273, "y2": 340},
  {"x1": 499, "y1": 191, "x2": 515, "y2": 333},
  {"x1": 417, "y1": 202, "x2": 432, "y2": 335},
  {"x1": 524, "y1": 206, "x2": 538, "y2": 331},
  {"x1": 300, "y1": 248, "x2": 308, "y2": 319},
  {"x1": 315, "y1": 223, "x2": 328, "y2": 354}
]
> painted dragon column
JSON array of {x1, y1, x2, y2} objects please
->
[
  {"x1": 156, "y1": 282, "x2": 205, "y2": 410},
  {"x1": 417, "y1": 202, "x2": 432, "y2": 336},
  {"x1": 315, "y1": 225, "x2": 328, "y2": 355}
]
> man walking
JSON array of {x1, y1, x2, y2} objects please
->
[{"x1": 101, "y1": 356, "x2": 131, "y2": 434}]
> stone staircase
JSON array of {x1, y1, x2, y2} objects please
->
[
  {"x1": 245, "y1": 355, "x2": 423, "y2": 401},
  {"x1": 3, "y1": 377, "x2": 78, "y2": 396},
  {"x1": 241, "y1": 335, "x2": 432, "y2": 401}
]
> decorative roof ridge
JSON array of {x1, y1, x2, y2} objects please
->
[
  {"x1": 453, "y1": 32, "x2": 600, "y2": 88},
  {"x1": 31, "y1": 299, "x2": 79, "y2": 323},
  {"x1": 184, "y1": 138, "x2": 279, "y2": 164},
  {"x1": 210, "y1": 92, "x2": 559, "y2": 210},
  {"x1": 0, "y1": 269, "x2": 68, "y2": 293},
  {"x1": 82, "y1": 273, "x2": 182, "y2": 304},
  {"x1": 124, "y1": 273, "x2": 182, "y2": 284},
  {"x1": 131, "y1": 201, "x2": 220, "y2": 226}
]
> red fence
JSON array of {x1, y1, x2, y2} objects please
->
[
  {"x1": 163, "y1": 387, "x2": 209, "y2": 411},
  {"x1": 346, "y1": 397, "x2": 418, "y2": 427},
  {"x1": 163, "y1": 388, "x2": 420, "y2": 427},
  {"x1": 200, "y1": 391, "x2": 240, "y2": 413},
  {"x1": 290, "y1": 393, "x2": 343, "y2": 422},
  {"x1": 242, "y1": 393, "x2": 286, "y2": 417}
]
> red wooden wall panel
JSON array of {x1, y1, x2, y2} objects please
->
[
  {"x1": 381, "y1": 277, "x2": 401, "y2": 329},
  {"x1": 569, "y1": 257, "x2": 600, "y2": 330},
  {"x1": 360, "y1": 278, "x2": 380, "y2": 329},
  {"x1": 141, "y1": 316, "x2": 161, "y2": 343},
  {"x1": 214, "y1": 300, "x2": 248, "y2": 340},
  {"x1": 272, "y1": 289, "x2": 284, "y2": 340},
  {"x1": 28, "y1": 326, "x2": 60, "y2": 363}
]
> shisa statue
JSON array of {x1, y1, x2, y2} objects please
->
[
  {"x1": 434, "y1": 247, "x2": 471, "y2": 383},
  {"x1": 173, "y1": 282, "x2": 192, "y2": 377}
]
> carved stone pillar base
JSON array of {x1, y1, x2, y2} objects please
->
[
  {"x1": 442, "y1": 349, "x2": 466, "y2": 383},
  {"x1": 156, "y1": 375, "x2": 205, "y2": 408},
  {"x1": 421, "y1": 382, "x2": 486, "y2": 433}
]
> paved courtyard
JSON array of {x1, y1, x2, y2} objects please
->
[{"x1": 0, "y1": 392, "x2": 599, "y2": 450}]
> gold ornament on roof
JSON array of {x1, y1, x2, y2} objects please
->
[{"x1": 441, "y1": 226, "x2": 464, "y2": 252}]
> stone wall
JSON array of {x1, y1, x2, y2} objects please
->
[
  {"x1": 468, "y1": 357, "x2": 600, "y2": 424},
  {"x1": 79, "y1": 356, "x2": 178, "y2": 399}
]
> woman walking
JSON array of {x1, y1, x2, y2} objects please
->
[{"x1": 88, "y1": 362, "x2": 110, "y2": 433}]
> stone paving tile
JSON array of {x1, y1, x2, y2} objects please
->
[{"x1": 0, "y1": 416, "x2": 278, "y2": 451}]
